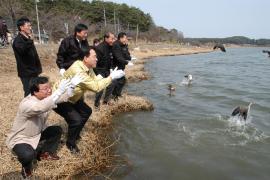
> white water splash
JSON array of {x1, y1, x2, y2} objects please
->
[{"x1": 181, "y1": 78, "x2": 192, "y2": 86}]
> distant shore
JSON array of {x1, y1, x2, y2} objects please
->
[{"x1": 126, "y1": 43, "x2": 213, "y2": 82}]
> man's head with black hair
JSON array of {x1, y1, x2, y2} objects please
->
[
  {"x1": 17, "y1": 17, "x2": 32, "y2": 36},
  {"x1": 93, "y1": 38, "x2": 100, "y2": 46},
  {"x1": 82, "y1": 46, "x2": 97, "y2": 68},
  {"x1": 103, "y1": 32, "x2": 115, "y2": 46},
  {"x1": 29, "y1": 76, "x2": 52, "y2": 99},
  {"x1": 74, "y1": 23, "x2": 88, "y2": 41},
  {"x1": 118, "y1": 32, "x2": 128, "y2": 45}
]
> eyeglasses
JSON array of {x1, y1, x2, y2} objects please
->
[{"x1": 39, "y1": 86, "x2": 51, "y2": 92}]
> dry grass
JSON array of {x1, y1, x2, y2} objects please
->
[{"x1": 0, "y1": 42, "x2": 211, "y2": 179}]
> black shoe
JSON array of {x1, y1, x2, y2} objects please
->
[
  {"x1": 21, "y1": 167, "x2": 32, "y2": 179},
  {"x1": 66, "y1": 143, "x2": 80, "y2": 154}
]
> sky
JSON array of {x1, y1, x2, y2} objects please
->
[{"x1": 102, "y1": 0, "x2": 270, "y2": 39}]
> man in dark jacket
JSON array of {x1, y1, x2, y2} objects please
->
[
  {"x1": 94, "y1": 32, "x2": 115, "y2": 108},
  {"x1": 112, "y1": 32, "x2": 133, "y2": 99},
  {"x1": 56, "y1": 23, "x2": 89, "y2": 76},
  {"x1": 12, "y1": 17, "x2": 42, "y2": 97}
]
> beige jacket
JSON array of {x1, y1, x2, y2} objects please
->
[{"x1": 6, "y1": 95, "x2": 57, "y2": 149}]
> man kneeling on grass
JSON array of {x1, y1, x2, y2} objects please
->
[{"x1": 6, "y1": 75, "x2": 83, "y2": 179}]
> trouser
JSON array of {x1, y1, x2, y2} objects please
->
[
  {"x1": 20, "y1": 76, "x2": 36, "y2": 97},
  {"x1": 53, "y1": 98, "x2": 92, "y2": 146},
  {"x1": 112, "y1": 76, "x2": 126, "y2": 98},
  {"x1": 94, "y1": 81, "x2": 116, "y2": 107},
  {"x1": 12, "y1": 126, "x2": 62, "y2": 171}
]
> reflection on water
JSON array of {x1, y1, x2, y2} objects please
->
[{"x1": 113, "y1": 48, "x2": 270, "y2": 180}]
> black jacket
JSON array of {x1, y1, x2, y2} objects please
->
[
  {"x1": 12, "y1": 33, "x2": 42, "y2": 77},
  {"x1": 94, "y1": 41, "x2": 113, "y2": 76},
  {"x1": 56, "y1": 35, "x2": 89, "y2": 69},
  {"x1": 112, "y1": 40, "x2": 131, "y2": 70}
]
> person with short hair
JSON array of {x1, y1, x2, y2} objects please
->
[
  {"x1": 56, "y1": 23, "x2": 89, "y2": 76},
  {"x1": 93, "y1": 38, "x2": 101, "y2": 47},
  {"x1": 112, "y1": 32, "x2": 133, "y2": 99},
  {"x1": 5, "y1": 76, "x2": 78, "y2": 179},
  {"x1": 93, "y1": 32, "x2": 116, "y2": 108},
  {"x1": 53, "y1": 46, "x2": 125, "y2": 154},
  {"x1": 12, "y1": 17, "x2": 42, "y2": 97}
]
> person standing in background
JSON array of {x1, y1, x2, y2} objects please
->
[
  {"x1": 12, "y1": 17, "x2": 42, "y2": 97},
  {"x1": 93, "y1": 32, "x2": 116, "y2": 108},
  {"x1": 56, "y1": 23, "x2": 89, "y2": 76},
  {"x1": 112, "y1": 32, "x2": 134, "y2": 99}
]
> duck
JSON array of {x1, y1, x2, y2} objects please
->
[
  {"x1": 231, "y1": 102, "x2": 253, "y2": 121},
  {"x1": 168, "y1": 84, "x2": 176, "y2": 91}
]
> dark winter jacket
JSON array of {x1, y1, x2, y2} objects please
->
[
  {"x1": 94, "y1": 41, "x2": 114, "y2": 76},
  {"x1": 12, "y1": 33, "x2": 42, "y2": 77},
  {"x1": 56, "y1": 35, "x2": 89, "y2": 69},
  {"x1": 112, "y1": 40, "x2": 131, "y2": 70}
]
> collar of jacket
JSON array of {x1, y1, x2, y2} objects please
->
[
  {"x1": 19, "y1": 32, "x2": 32, "y2": 41},
  {"x1": 102, "y1": 41, "x2": 112, "y2": 48},
  {"x1": 77, "y1": 60, "x2": 90, "y2": 73},
  {"x1": 116, "y1": 40, "x2": 126, "y2": 47}
]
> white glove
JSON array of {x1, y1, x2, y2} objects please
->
[
  {"x1": 127, "y1": 62, "x2": 134, "y2": 66},
  {"x1": 65, "y1": 74, "x2": 85, "y2": 97},
  {"x1": 96, "y1": 74, "x2": 103, "y2": 79},
  {"x1": 52, "y1": 79, "x2": 71, "y2": 102},
  {"x1": 67, "y1": 87, "x2": 75, "y2": 97},
  {"x1": 131, "y1": 56, "x2": 137, "y2": 61},
  {"x1": 59, "y1": 69, "x2": 66, "y2": 76},
  {"x1": 70, "y1": 73, "x2": 84, "y2": 88},
  {"x1": 110, "y1": 67, "x2": 125, "y2": 80}
]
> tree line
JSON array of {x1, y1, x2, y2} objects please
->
[{"x1": 0, "y1": 0, "x2": 183, "y2": 42}]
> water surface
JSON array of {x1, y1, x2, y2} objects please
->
[{"x1": 113, "y1": 48, "x2": 270, "y2": 180}]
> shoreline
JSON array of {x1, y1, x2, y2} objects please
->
[
  {"x1": 126, "y1": 45, "x2": 213, "y2": 82},
  {"x1": 0, "y1": 44, "x2": 213, "y2": 179}
]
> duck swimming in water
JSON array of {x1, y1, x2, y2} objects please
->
[
  {"x1": 168, "y1": 84, "x2": 176, "y2": 96},
  {"x1": 182, "y1": 74, "x2": 193, "y2": 85},
  {"x1": 168, "y1": 84, "x2": 176, "y2": 91},
  {"x1": 262, "y1": 50, "x2": 270, "y2": 57},
  {"x1": 231, "y1": 102, "x2": 253, "y2": 121}
]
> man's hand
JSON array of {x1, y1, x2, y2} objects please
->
[
  {"x1": 110, "y1": 67, "x2": 125, "y2": 80},
  {"x1": 127, "y1": 62, "x2": 134, "y2": 66},
  {"x1": 52, "y1": 79, "x2": 71, "y2": 102},
  {"x1": 131, "y1": 56, "x2": 137, "y2": 61},
  {"x1": 66, "y1": 74, "x2": 85, "y2": 97},
  {"x1": 59, "y1": 69, "x2": 66, "y2": 76},
  {"x1": 70, "y1": 73, "x2": 84, "y2": 88},
  {"x1": 96, "y1": 74, "x2": 103, "y2": 79}
]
